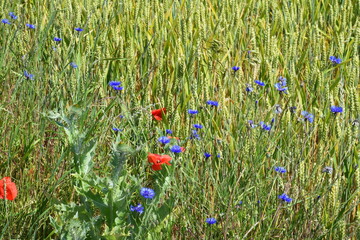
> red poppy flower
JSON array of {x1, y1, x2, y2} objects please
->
[
  {"x1": 180, "y1": 147, "x2": 186, "y2": 152},
  {"x1": 151, "y1": 108, "x2": 166, "y2": 121},
  {"x1": 0, "y1": 177, "x2": 18, "y2": 201},
  {"x1": 148, "y1": 153, "x2": 172, "y2": 171}
]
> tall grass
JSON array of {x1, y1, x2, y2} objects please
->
[{"x1": 0, "y1": 0, "x2": 359, "y2": 239}]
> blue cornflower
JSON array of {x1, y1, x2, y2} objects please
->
[
  {"x1": 112, "y1": 127, "x2": 123, "y2": 132},
  {"x1": 246, "y1": 84, "x2": 254, "y2": 92},
  {"x1": 53, "y1": 37, "x2": 62, "y2": 42},
  {"x1": 130, "y1": 204, "x2": 144, "y2": 214},
  {"x1": 278, "y1": 193, "x2": 292, "y2": 203},
  {"x1": 205, "y1": 218, "x2": 217, "y2": 225},
  {"x1": 119, "y1": 115, "x2": 124, "y2": 119},
  {"x1": 190, "y1": 130, "x2": 200, "y2": 140},
  {"x1": 329, "y1": 56, "x2": 342, "y2": 64},
  {"x1": 26, "y1": 24, "x2": 36, "y2": 29},
  {"x1": 188, "y1": 109, "x2": 198, "y2": 115},
  {"x1": 216, "y1": 154, "x2": 221, "y2": 158},
  {"x1": 2, "y1": 19, "x2": 10, "y2": 24},
  {"x1": 140, "y1": 188, "x2": 155, "y2": 199},
  {"x1": 232, "y1": 66, "x2": 240, "y2": 72},
  {"x1": 24, "y1": 71, "x2": 34, "y2": 80},
  {"x1": 301, "y1": 111, "x2": 314, "y2": 123},
  {"x1": 9, "y1": 12, "x2": 17, "y2": 20},
  {"x1": 109, "y1": 81, "x2": 123, "y2": 90},
  {"x1": 170, "y1": 145, "x2": 182, "y2": 153},
  {"x1": 330, "y1": 106, "x2": 343, "y2": 113},
  {"x1": 158, "y1": 136, "x2": 170, "y2": 145},
  {"x1": 254, "y1": 80, "x2": 265, "y2": 86},
  {"x1": 274, "y1": 167, "x2": 286, "y2": 173},
  {"x1": 70, "y1": 62, "x2": 78, "y2": 68},
  {"x1": 259, "y1": 121, "x2": 271, "y2": 131},
  {"x1": 248, "y1": 120, "x2": 257, "y2": 128},
  {"x1": 193, "y1": 124, "x2": 203, "y2": 129},
  {"x1": 166, "y1": 129, "x2": 173, "y2": 134},
  {"x1": 275, "y1": 76, "x2": 288, "y2": 93},
  {"x1": 204, "y1": 152, "x2": 211, "y2": 158},
  {"x1": 74, "y1": 27, "x2": 84, "y2": 32},
  {"x1": 109, "y1": 81, "x2": 121, "y2": 87},
  {"x1": 206, "y1": 100, "x2": 219, "y2": 107}
]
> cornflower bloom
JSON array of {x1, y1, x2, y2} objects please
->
[
  {"x1": 330, "y1": 106, "x2": 343, "y2": 114},
  {"x1": 53, "y1": 37, "x2": 62, "y2": 42},
  {"x1": 74, "y1": 27, "x2": 84, "y2": 32},
  {"x1": 70, "y1": 62, "x2": 78, "y2": 68},
  {"x1": 2, "y1": 19, "x2": 10, "y2": 24},
  {"x1": 170, "y1": 145, "x2": 182, "y2": 153},
  {"x1": 205, "y1": 218, "x2": 217, "y2": 225},
  {"x1": 130, "y1": 204, "x2": 144, "y2": 214},
  {"x1": 188, "y1": 109, "x2": 198, "y2": 115},
  {"x1": 140, "y1": 188, "x2": 155, "y2": 199},
  {"x1": 204, "y1": 152, "x2": 211, "y2": 159},
  {"x1": 301, "y1": 111, "x2": 314, "y2": 123},
  {"x1": 193, "y1": 124, "x2": 203, "y2": 129},
  {"x1": 232, "y1": 66, "x2": 240, "y2": 72},
  {"x1": 274, "y1": 167, "x2": 286, "y2": 173},
  {"x1": 206, "y1": 100, "x2": 219, "y2": 107},
  {"x1": 26, "y1": 24, "x2": 35, "y2": 29},
  {"x1": 254, "y1": 80, "x2": 265, "y2": 86},
  {"x1": 158, "y1": 136, "x2": 170, "y2": 145},
  {"x1": 329, "y1": 56, "x2": 342, "y2": 64},
  {"x1": 278, "y1": 193, "x2": 292, "y2": 203}
]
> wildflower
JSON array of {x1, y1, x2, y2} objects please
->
[
  {"x1": 248, "y1": 120, "x2": 257, "y2": 128},
  {"x1": 275, "y1": 104, "x2": 282, "y2": 114},
  {"x1": 70, "y1": 62, "x2": 78, "y2": 68},
  {"x1": 26, "y1": 24, "x2": 35, "y2": 29},
  {"x1": 148, "y1": 153, "x2": 172, "y2": 171},
  {"x1": 274, "y1": 167, "x2": 286, "y2": 173},
  {"x1": 119, "y1": 115, "x2": 124, "y2": 119},
  {"x1": 206, "y1": 100, "x2": 219, "y2": 107},
  {"x1": 246, "y1": 84, "x2": 254, "y2": 92},
  {"x1": 1, "y1": 19, "x2": 10, "y2": 24},
  {"x1": 322, "y1": 166, "x2": 333, "y2": 174},
  {"x1": 232, "y1": 66, "x2": 240, "y2": 72},
  {"x1": 254, "y1": 80, "x2": 265, "y2": 86},
  {"x1": 190, "y1": 130, "x2": 200, "y2": 140},
  {"x1": 259, "y1": 121, "x2": 271, "y2": 131},
  {"x1": 301, "y1": 111, "x2": 314, "y2": 123},
  {"x1": 278, "y1": 193, "x2": 292, "y2": 203},
  {"x1": 330, "y1": 106, "x2": 343, "y2": 114},
  {"x1": 0, "y1": 177, "x2": 18, "y2": 201},
  {"x1": 9, "y1": 12, "x2": 17, "y2": 20},
  {"x1": 53, "y1": 37, "x2": 62, "y2": 42},
  {"x1": 168, "y1": 136, "x2": 180, "y2": 141},
  {"x1": 188, "y1": 109, "x2": 198, "y2": 115},
  {"x1": 166, "y1": 129, "x2": 173, "y2": 134},
  {"x1": 204, "y1": 152, "x2": 211, "y2": 158},
  {"x1": 275, "y1": 76, "x2": 288, "y2": 93},
  {"x1": 158, "y1": 136, "x2": 170, "y2": 145},
  {"x1": 329, "y1": 56, "x2": 342, "y2": 64},
  {"x1": 151, "y1": 108, "x2": 166, "y2": 121},
  {"x1": 24, "y1": 71, "x2": 34, "y2": 80},
  {"x1": 112, "y1": 127, "x2": 122, "y2": 132},
  {"x1": 109, "y1": 81, "x2": 121, "y2": 87},
  {"x1": 193, "y1": 124, "x2": 203, "y2": 129},
  {"x1": 108, "y1": 81, "x2": 123, "y2": 90},
  {"x1": 205, "y1": 218, "x2": 217, "y2": 225},
  {"x1": 130, "y1": 204, "x2": 144, "y2": 214},
  {"x1": 170, "y1": 145, "x2": 182, "y2": 153},
  {"x1": 140, "y1": 187, "x2": 155, "y2": 199},
  {"x1": 74, "y1": 27, "x2": 84, "y2": 32},
  {"x1": 216, "y1": 154, "x2": 221, "y2": 158}
]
